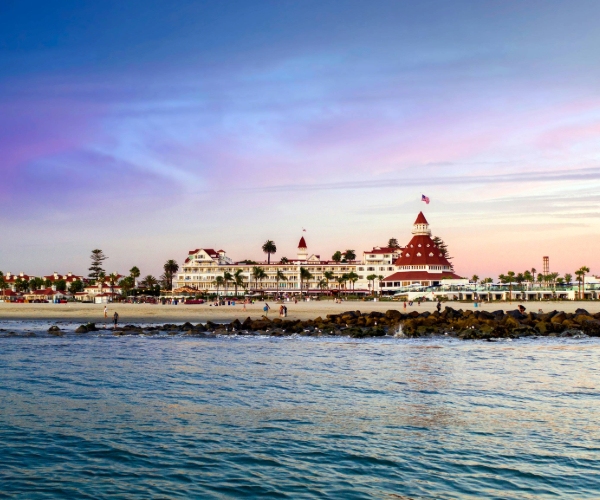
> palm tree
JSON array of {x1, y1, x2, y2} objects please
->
[
  {"x1": 275, "y1": 270, "x2": 287, "y2": 297},
  {"x1": 141, "y1": 275, "x2": 158, "y2": 288},
  {"x1": 377, "y1": 275, "x2": 385, "y2": 296},
  {"x1": 262, "y1": 240, "x2": 277, "y2": 264},
  {"x1": 564, "y1": 273, "x2": 572, "y2": 285},
  {"x1": 536, "y1": 274, "x2": 544, "y2": 287},
  {"x1": 108, "y1": 273, "x2": 118, "y2": 300},
  {"x1": 163, "y1": 260, "x2": 179, "y2": 291},
  {"x1": 0, "y1": 272, "x2": 7, "y2": 301},
  {"x1": 506, "y1": 271, "x2": 515, "y2": 302},
  {"x1": 323, "y1": 271, "x2": 334, "y2": 290},
  {"x1": 318, "y1": 279, "x2": 328, "y2": 292},
  {"x1": 523, "y1": 270, "x2": 533, "y2": 289},
  {"x1": 97, "y1": 272, "x2": 106, "y2": 293},
  {"x1": 233, "y1": 269, "x2": 245, "y2": 297},
  {"x1": 332, "y1": 251, "x2": 342, "y2": 263},
  {"x1": 336, "y1": 276, "x2": 345, "y2": 296},
  {"x1": 347, "y1": 271, "x2": 359, "y2": 295},
  {"x1": 471, "y1": 274, "x2": 479, "y2": 284},
  {"x1": 300, "y1": 267, "x2": 313, "y2": 297},
  {"x1": 343, "y1": 249, "x2": 356, "y2": 262},
  {"x1": 223, "y1": 271, "x2": 233, "y2": 296},
  {"x1": 213, "y1": 276, "x2": 225, "y2": 297},
  {"x1": 129, "y1": 266, "x2": 140, "y2": 288},
  {"x1": 366, "y1": 274, "x2": 377, "y2": 295},
  {"x1": 576, "y1": 266, "x2": 590, "y2": 300},
  {"x1": 251, "y1": 266, "x2": 264, "y2": 293},
  {"x1": 531, "y1": 268, "x2": 537, "y2": 284},
  {"x1": 280, "y1": 257, "x2": 289, "y2": 264},
  {"x1": 516, "y1": 273, "x2": 525, "y2": 290}
]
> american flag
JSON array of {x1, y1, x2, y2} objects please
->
[{"x1": 421, "y1": 194, "x2": 430, "y2": 204}]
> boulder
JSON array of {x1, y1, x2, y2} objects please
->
[
  {"x1": 551, "y1": 312, "x2": 566, "y2": 324},
  {"x1": 580, "y1": 320, "x2": 600, "y2": 337},
  {"x1": 75, "y1": 325, "x2": 89, "y2": 333},
  {"x1": 575, "y1": 308, "x2": 591, "y2": 316}
]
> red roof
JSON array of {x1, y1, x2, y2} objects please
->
[
  {"x1": 1, "y1": 290, "x2": 19, "y2": 296},
  {"x1": 414, "y1": 212, "x2": 428, "y2": 225},
  {"x1": 383, "y1": 271, "x2": 461, "y2": 281},
  {"x1": 393, "y1": 234, "x2": 451, "y2": 267},
  {"x1": 298, "y1": 237, "x2": 307, "y2": 248}
]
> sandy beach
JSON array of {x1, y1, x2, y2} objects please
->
[{"x1": 1, "y1": 300, "x2": 599, "y2": 324}]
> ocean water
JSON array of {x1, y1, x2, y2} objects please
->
[{"x1": 1, "y1": 327, "x2": 599, "y2": 499}]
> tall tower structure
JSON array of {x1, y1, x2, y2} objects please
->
[
  {"x1": 543, "y1": 256, "x2": 549, "y2": 275},
  {"x1": 297, "y1": 236, "x2": 308, "y2": 261}
]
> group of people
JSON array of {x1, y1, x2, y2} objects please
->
[{"x1": 104, "y1": 305, "x2": 119, "y2": 327}]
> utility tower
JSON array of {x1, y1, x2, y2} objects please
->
[{"x1": 543, "y1": 256, "x2": 549, "y2": 275}]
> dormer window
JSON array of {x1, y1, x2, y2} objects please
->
[
  {"x1": 417, "y1": 252, "x2": 421, "y2": 257},
  {"x1": 429, "y1": 252, "x2": 434, "y2": 256},
  {"x1": 418, "y1": 244, "x2": 421, "y2": 247},
  {"x1": 406, "y1": 253, "x2": 410, "y2": 257}
]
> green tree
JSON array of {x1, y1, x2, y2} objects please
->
[
  {"x1": 318, "y1": 279, "x2": 328, "y2": 291},
  {"x1": 233, "y1": 269, "x2": 245, "y2": 297},
  {"x1": 55, "y1": 279, "x2": 67, "y2": 292},
  {"x1": 323, "y1": 271, "x2": 334, "y2": 290},
  {"x1": 223, "y1": 271, "x2": 233, "y2": 296},
  {"x1": 516, "y1": 273, "x2": 525, "y2": 290},
  {"x1": 129, "y1": 266, "x2": 140, "y2": 287},
  {"x1": 69, "y1": 280, "x2": 84, "y2": 294},
  {"x1": 471, "y1": 274, "x2": 479, "y2": 284},
  {"x1": 275, "y1": 270, "x2": 287, "y2": 296},
  {"x1": 262, "y1": 240, "x2": 277, "y2": 264},
  {"x1": 300, "y1": 267, "x2": 313, "y2": 297},
  {"x1": 163, "y1": 260, "x2": 179, "y2": 291},
  {"x1": 332, "y1": 251, "x2": 343, "y2": 263},
  {"x1": 14, "y1": 278, "x2": 29, "y2": 292},
  {"x1": 141, "y1": 275, "x2": 158, "y2": 288},
  {"x1": 564, "y1": 273, "x2": 572, "y2": 284},
  {"x1": 108, "y1": 273, "x2": 119, "y2": 300},
  {"x1": 251, "y1": 266, "x2": 264, "y2": 292},
  {"x1": 377, "y1": 275, "x2": 385, "y2": 295},
  {"x1": 280, "y1": 257, "x2": 289, "y2": 264},
  {"x1": 506, "y1": 271, "x2": 516, "y2": 302},
  {"x1": 97, "y1": 272, "x2": 106, "y2": 292},
  {"x1": 213, "y1": 276, "x2": 225, "y2": 297},
  {"x1": 432, "y1": 236, "x2": 453, "y2": 270},
  {"x1": 347, "y1": 271, "x2": 359, "y2": 295},
  {"x1": 0, "y1": 272, "x2": 7, "y2": 301},
  {"x1": 531, "y1": 267, "x2": 537, "y2": 284},
  {"x1": 120, "y1": 276, "x2": 135, "y2": 297},
  {"x1": 89, "y1": 249, "x2": 107, "y2": 280},
  {"x1": 343, "y1": 249, "x2": 356, "y2": 262},
  {"x1": 367, "y1": 274, "x2": 378, "y2": 295},
  {"x1": 576, "y1": 266, "x2": 590, "y2": 299},
  {"x1": 387, "y1": 238, "x2": 400, "y2": 249}
]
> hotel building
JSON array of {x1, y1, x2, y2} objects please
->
[{"x1": 173, "y1": 212, "x2": 460, "y2": 295}]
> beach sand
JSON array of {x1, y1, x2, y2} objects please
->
[{"x1": 1, "y1": 300, "x2": 599, "y2": 324}]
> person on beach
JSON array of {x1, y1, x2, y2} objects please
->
[
  {"x1": 403, "y1": 301, "x2": 407, "y2": 311},
  {"x1": 283, "y1": 305, "x2": 287, "y2": 317},
  {"x1": 104, "y1": 306, "x2": 108, "y2": 318},
  {"x1": 279, "y1": 305, "x2": 284, "y2": 317},
  {"x1": 263, "y1": 303, "x2": 270, "y2": 316},
  {"x1": 113, "y1": 311, "x2": 119, "y2": 328},
  {"x1": 242, "y1": 299, "x2": 247, "y2": 312},
  {"x1": 437, "y1": 301, "x2": 442, "y2": 313}
]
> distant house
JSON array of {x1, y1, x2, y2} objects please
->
[{"x1": 24, "y1": 288, "x2": 72, "y2": 302}]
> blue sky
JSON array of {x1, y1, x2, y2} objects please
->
[{"x1": 1, "y1": 0, "x2": 599, "y2": 278}]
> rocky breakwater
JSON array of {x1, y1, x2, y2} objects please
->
[
  {"x1": 69, "y1": 307, "x2": 600, "y2": 340},
  {"x1": 400, "y1": 307, "x2": 600, "y2": 339}
]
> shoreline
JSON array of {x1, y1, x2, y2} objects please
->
[{"x1": 2, "y1": 300, "x2": 600, "y2": 323}]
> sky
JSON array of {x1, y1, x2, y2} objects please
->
[{"x1": 1, "y1": 0, "x2": 599, "y2": 279}]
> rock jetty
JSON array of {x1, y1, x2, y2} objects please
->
[{"x1": 103, "y1": 307, "x2": 600, "y2": 340}]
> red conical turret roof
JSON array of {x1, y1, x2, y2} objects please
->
[
  {"x1": 298, "y1": 236, "x2": 307, "y2": 248},
  {"x1": 414, "y1": 211, "x2": 428, "y2": 225}
]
